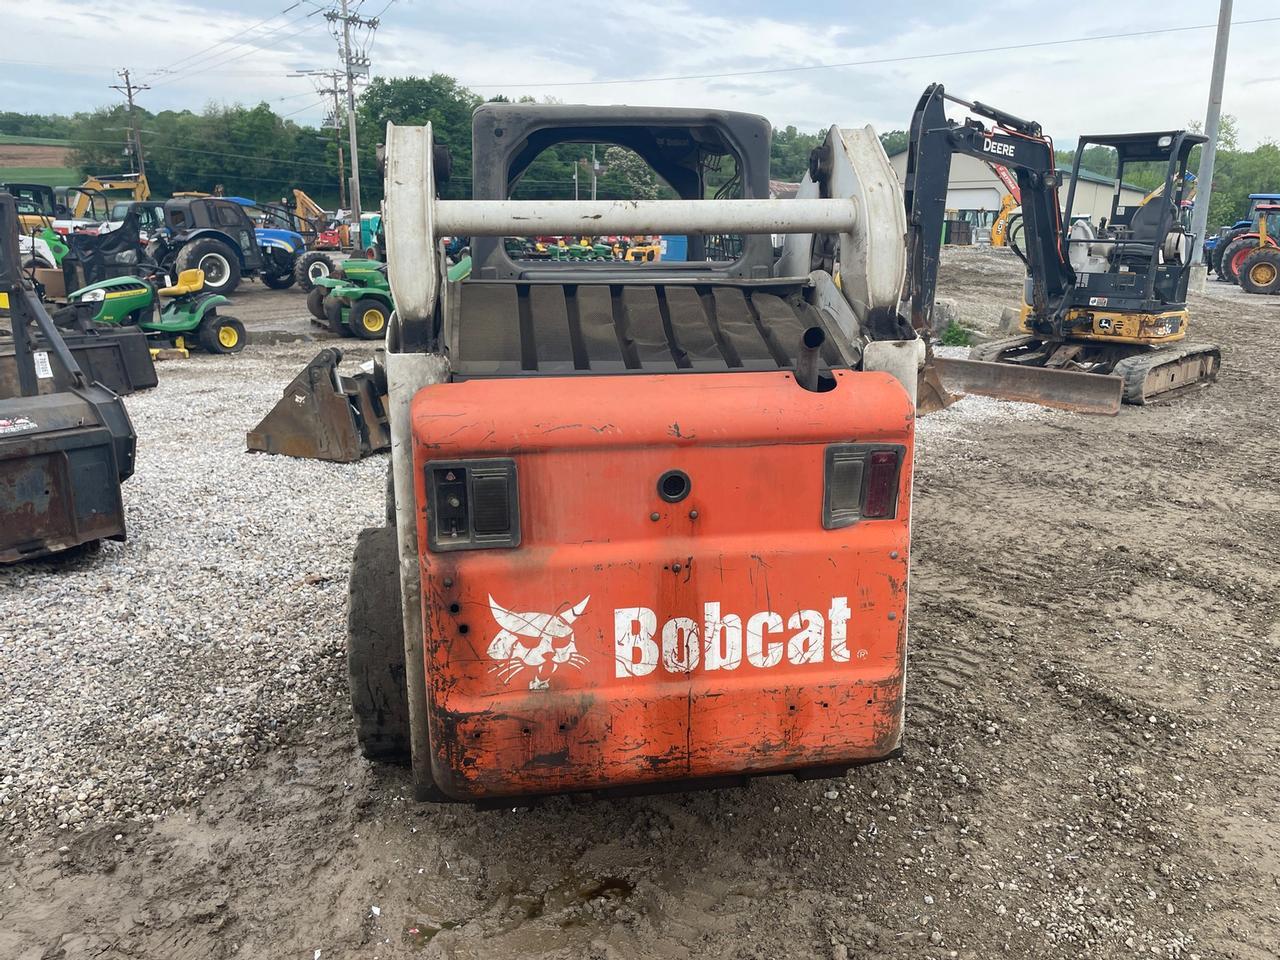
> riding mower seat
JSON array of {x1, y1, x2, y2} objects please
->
[{"x1": 158, "y1": 269, "x2": 205, "y2": 298}]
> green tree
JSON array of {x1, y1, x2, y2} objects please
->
[{"x1": 356, "y1": 75, "x2": 482, "y2": 200}]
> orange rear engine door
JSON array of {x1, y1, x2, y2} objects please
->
[{"x1": 411, "y1": 369, "x2": 915, "y2": 800}]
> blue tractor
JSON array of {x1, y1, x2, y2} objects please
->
[
  {"x1": 146, "y1": 196, "x2": 334, "y2": 296},
  {"x1": 1205, "y1": 192, "x2": 1280, "y2": 278}
]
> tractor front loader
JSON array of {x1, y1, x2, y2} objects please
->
[{"x1": 346, "y1": 104, "x2": 935, "y2": 804}]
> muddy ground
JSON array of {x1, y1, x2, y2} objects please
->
[{"x1": 3, "y1": 247, "x2": 1279, "y2": 959}]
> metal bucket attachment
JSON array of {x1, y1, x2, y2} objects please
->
[
  {"x1": 932, "y1": 357, "x2": 1123, "y2": 415},
  {"x1": 246, "y1": 348, "x2": 390, "y2": 462},
  {"x1": 0, "y1": 326, "x2": 157, "y2": 398}
]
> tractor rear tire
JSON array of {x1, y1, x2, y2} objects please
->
[
  {"x1": 1239, "y1": 248, "x2": 1280, "y2": 295},
  {"x1": 1212, "y1": 227, "x2": 1248, "y2": 279},
  {"x1": 262, "y1": 271, "x2": 296, "y2": 290},
  {"x1": 294, "y1": 251, "x2": 336, "y2": 292},
  {"x1": 1219, "y1": 237, "x2": 1259, "y2": 285},
  {"x1": 197, "y1": 313, "x2": 247, "y2": 354},
  {"x1": 176, "y1": 238, "x2": 241, "y2": 295},
  {"x1": 347, "y1": 525, "x2": 410, "y2": 765},
  {"x1": 347, "y1": 297, "x2": 389, "y2": 340},
  {"x1": 306, "y1": 285, "x2": 328, "y2": 320}
]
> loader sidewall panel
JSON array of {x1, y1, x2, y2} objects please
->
[{"x1": 347, "y1": 525, "x2": 412, "y2": 764}]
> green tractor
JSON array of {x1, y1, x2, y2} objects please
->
[{"x1": 56, "y1": 267, "x2": 247, "y2": 355}]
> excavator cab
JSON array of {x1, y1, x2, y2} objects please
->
[{"x1": 1059, "y1": 133, "x2": 1200, "y2": 316}]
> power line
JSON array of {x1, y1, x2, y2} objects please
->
[
  {"x1": 140, "y1": 2, "x2": 309, "y2": 79},
  {"x1": 147, "y1": 13, "x2": 327, "y2": 89},
  {"x1": 464, "y1": 15, "x2": 1280, "y2": 88}
]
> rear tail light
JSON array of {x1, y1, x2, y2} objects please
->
[
  {"x1": 426, "y1": 458, "x2": 520, "y2": 551},
  {"x1": 823, "y1": 444, "x2": 904, "y2": 528}
]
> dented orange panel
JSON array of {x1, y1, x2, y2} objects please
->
[{"x1": 411, "y1": 370, "x2": 915, "y2": 800}]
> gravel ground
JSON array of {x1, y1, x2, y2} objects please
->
[
  {"x1": 2, "y1": 250, "x2": 1278, "y2": 960},
  {"x1": 0, "y1": 342, "x2": 384, "y2": 845}
]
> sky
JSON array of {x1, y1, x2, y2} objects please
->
[{"x1": 4, "y1": 0, "x2": 1279, "y2": 149}]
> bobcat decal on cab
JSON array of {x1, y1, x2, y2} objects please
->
[{"x1": 487, "y1": 595, "x2": 590, "y2": 690}]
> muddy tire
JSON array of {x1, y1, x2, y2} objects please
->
[
  {"x1": 1212, "y1": 227, "x2": 1247, "y2": 278},
  {"x1": 262, "y1": 271, "x2": 295, "y2": 290},
  {"x1": 293, "y1": 251, "x2": 335, "y2": 292},
  {"x1": 1239, "y1": 248, "x2": 1280, "y2": 295},
  {"x1": 347, "y1": 525, "x2": 410, "y2": 765},
  {"x1": 323, "y1": 295, "x2": 348, "y2": 336},
  {"x1": 306, "y1": 285, "x2": 328, "y2": 320},
  {"x1": 1219, "y1": 237, "x2": 1260, "y2": 285},
  {"x1": 176, "y1": 238, "x2": 241, "y2": 295},
  {"x1": 197, "y1": 313, "x2": 246, "y2": 354},
  {"x1": 347, "y1": 297, "x2": 389, "y2": 340}
]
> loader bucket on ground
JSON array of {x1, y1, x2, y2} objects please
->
[
  {"x1": 916, "y1": 361, "x2": 956, "y2": 414},
  {"x1": 932, "y1": 357, "x2": 1123, "y2": 415},
  {"x1": 246, "y1": 348, "x2": 390, "y2": 462},
  {"x1": 0, "y1": 326, "x2": 157, "y2": 398}
]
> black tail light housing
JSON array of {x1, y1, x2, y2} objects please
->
[
  {"x1": 426, "y1": 458, "x2": 520, "y2": 551},
  {"x1": 823, "y1": 444, "x2": 905, "y2": 528}
]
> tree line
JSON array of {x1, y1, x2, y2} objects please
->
[{"x1": 2, "y1": 83, "x2": 1274, "y2": 228}]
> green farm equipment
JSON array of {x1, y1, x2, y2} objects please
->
[
  {"x1": 309, "y1": 260, "x2": 394, "y2": 340},
  {"x1": 57, "y1": 268, "x2": 247, "y2": 355},
  {"x1": 306, "y1": 258, "x2": 472, "y2": 340}
]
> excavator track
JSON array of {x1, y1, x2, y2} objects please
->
[{"x1": 1111, "y1": 341, "x2": 1221, "y2": 405}]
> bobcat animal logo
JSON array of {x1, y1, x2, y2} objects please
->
[{"x1": 487, "y1": 595, "x2": 590, "y2": 690}]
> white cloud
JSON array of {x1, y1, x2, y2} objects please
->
[{"x1": 7, "y1": 0, "x2": 1279, "y2": 147}]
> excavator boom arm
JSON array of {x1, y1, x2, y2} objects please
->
[{"x1": 902, "y1": 83, "x2": 1071, "y2": 335}]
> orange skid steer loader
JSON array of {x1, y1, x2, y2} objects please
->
[{"x1": 350, "y1": 105, "x2": 924, "y2": 802}]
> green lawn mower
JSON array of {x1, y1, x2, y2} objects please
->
[
  {"x1": 303, "y1": 257, "x2": 472, "y2": 340},
  {"x1": 305, "y1": 259, "x2": 392, "y2": 340},
  {"x1": 56, "y1": 267, "x2": 247, "y2": 355}
]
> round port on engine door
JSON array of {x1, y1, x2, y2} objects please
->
[{"x1": 657, "y1": 469, "x2": 691, "y2": 503}]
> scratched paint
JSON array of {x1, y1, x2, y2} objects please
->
[{"x1": 411, "y1": 370, "x2": 915, "y2": 799}]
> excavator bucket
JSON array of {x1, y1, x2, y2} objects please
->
[
  {"x1": 246, "y1": 348, "x2": 390, "y2": 462},
  {"x1": 932, "y1": 357, "x2": 1123, "y2": 415}
]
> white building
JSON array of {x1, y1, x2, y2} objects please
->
[{"x1": 886, "y1": 149, "x2": 1148, "y2": 236}]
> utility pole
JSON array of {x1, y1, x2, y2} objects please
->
[
  {"x1": 1190, "y1": 0, "x2": 1232, "y2": 268},
  {"x1": 109, "y1": 68, "x2": 149, "y2": 178},
  {"x1": 291, "y1": 68, "x2": 349, "y2": 209},
  {"x1": 325, "y1": 0, "x2": 379, "y2": 229}
]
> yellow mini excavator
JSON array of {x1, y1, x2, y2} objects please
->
[{"x1": 904, "y1": 84, "x2": 1220, "y2": 409}]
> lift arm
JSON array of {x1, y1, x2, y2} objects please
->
[{"x1": 902, "y1": 83, "x2": 1072, "y2": 335}]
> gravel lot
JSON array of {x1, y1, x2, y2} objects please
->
[
  {"x1": 0, "y1": 340, "x2": 384, "y2": 843},
  {"x1": 2, "y1": 248, "x2": 1278, "y2": 960}
]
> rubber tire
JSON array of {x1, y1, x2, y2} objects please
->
[
  {"x1": 347, "y1": 525, "x2": 411, "y2": 764},
  {"x1": 1219, "y1": 237, "x2": 1260, "y2": 285},
  {"x1": 1239, "y1": 248, "x2": 1280, "y2": 295},
  {"x1": 347, "y1": 297, "x2": 389, "y2": 340},
  {"x1": 1212, "y1": 227, "x2": 1248, "y2": 278},
  {"x1": 176, "y1": 238, "x2": 241, "y2": 295},
  {"x1": 323, "y1": 295, "x2": 348, "y2": 336},
  {"x1": 293, "y1": 251, "x2": 335, "y2": 292},
  {"x1": 262, "y1": 271, "x2": 296, "y2": 290},
  {"x1": 306, "y1": 285, "x2": 328, "y2": 320},
  {"x1": 197, "y1": 313, "x2": 247, "y2": 354}
]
